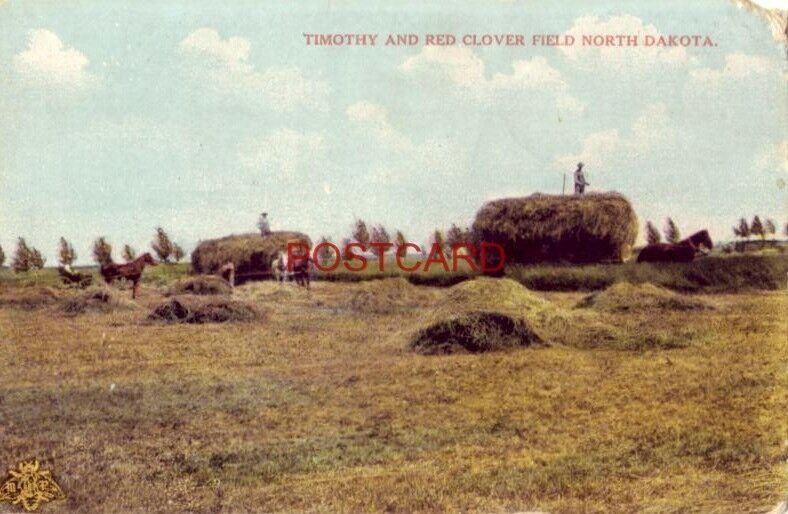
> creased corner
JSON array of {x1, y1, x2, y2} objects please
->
[{"x1": 734, "y1": 0, "x2": 788, "y2": 44}]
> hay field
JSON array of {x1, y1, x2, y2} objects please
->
[{"x1": 1, "y1": 273, "x2": 786, "y2": 513}]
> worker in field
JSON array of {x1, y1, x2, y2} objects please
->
[
  {"x1": 258, "y1": 212, "x2": 271, "y2": 236},
  {"x1": 574, "y1": 162, "x2": 589, "y2": 194}
]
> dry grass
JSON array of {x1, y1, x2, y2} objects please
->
[{"x1": 0, "y1": 277, "x2": 786, "y2": 513}]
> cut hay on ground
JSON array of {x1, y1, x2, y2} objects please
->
[
  {"x1": 0, "y1": 287, "x2": 62, "y2": 309},
  {"x1": 577, "y1": 282, "x2": 713, "y2": 312},
  {"x1": 472, "y1": 192, "x2": 638, "y2": 264},
  {"x1": 148, "y1": 296, "x2": 261, "y2": 324},
  {"x1": 432, "y1": 277, "x2": 618, "y2": 350},
  {"x1": 410, "y1": 311, "x2": 543, "y2": 354},
  {"x1": 343, "y1": 278, "x2": 436, "y2": 314},
  {"x1": 61, "y1": 287, "x2": 136, "y2": 315},
  {"x1": 191, "y1": 231, "x2": 312, "y2": 283},
  {"x1": 165, "y1": 276, "x2": 233, "y2": 296}
]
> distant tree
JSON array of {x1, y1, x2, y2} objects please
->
[
  {"x1": 432, "y1": 229, "x2": 446, "y2": 252},
  {"x1": 352, "y1": 219, "x2": 370, "y2": 246},
  {"x1": 645, "y1": 221, "x2": 662, "y2": 245},
  {"x1": 92, "y1": 237, "x2": 113, "y2": 266},
  {"x1": 750, "y1": 215, "x2": 764, "y2": 247},
  {"x1": 152, "y1": 227, "x2": 174, "y2": 263},
  {"x1": 29, "y1": 248, "x2": 46, "y2": 269},
  {"x1": 57, "y1": 237, "x2": 77, "y2": 267},
  {"x1": 785, "y1": 222, "x2": 788, "y2": 239},
  {"x1": 172, "y1": 243, "x2": 185, "y2": 263},
  {"x1": 316, "y1": 237, "x2": 334, "y2": 265},
  {"x1": 395, "y1": 230, "x2": 407, "y2": 259},
  {"x1": 11, "y1": 238, "x2": 33, "y2": 273},
  {"x1": 370, "y1": 225, "x2": 391, "y2": 256},
  {"x1": 0, "y1": 244, "x2": 5, "y2": 268},
  {"x1": 737, "y1": 217, "x2": 751, "y2": 242},
  {"x1": 121, "y1": 244, "x2": 137, "y2": 262},
  {"x1": 764, "y1": 219, "x2": 776, "y2": 241},
  {"x1": 663, "y1": 218, "x2": 681, "y2": 244}
]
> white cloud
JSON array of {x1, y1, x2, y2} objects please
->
[
  {"x1": 399, "y1": 47, "x2": 584, "y2": 114},
  {"x1": 346, "y1": 101, "x2": 468, "y2": 176},
  {"x1": 688, "y1": 53, "x2": 780, "y2": 86},
  {"x1": 754, "y1": 139, "x2": 788, "y2": 174},
  {"x1": 239, "y1": 128, "x2": 326, "y2": 177},
  {"x1": 560, "y1": 15, "x2": 696, "y2": 70},
  {"x1": 180, "y1": 27, "x2": 251, "y2": 68},
  {"x1": 14, "y1": 29, "x2": 92, "y2": 86},
  {"x1": 179, "y1": 28, "x2": 329, "y2": 111},
  {"x1": 556, "y1": 103, "x2": 675, "y2": 172}
]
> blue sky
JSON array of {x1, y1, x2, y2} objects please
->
[{"x1": 1, "y1": 0, "x2": 786, "y2": 265}]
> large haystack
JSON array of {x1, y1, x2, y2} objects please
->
[
  {"x1": 191, "y1": 231, "x2": 312, "y2": 282},
  {"x1": 472, "y1": 192, "x2": 638, "y2": 264}
]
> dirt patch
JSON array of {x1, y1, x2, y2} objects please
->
[
  {"x1": 148, "y1": 296, "x2": 261, "y2": 324},
  {"x1": 410, "y1": 311, "x2": 544, "y2": 354},
  {"x1": 577, "y1": 282, "x2": 713, "y2": 312},
  {"x1": 165, "y1": 276, "x2": 233, "y2": 296}
]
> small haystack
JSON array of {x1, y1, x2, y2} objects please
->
[
  {"x1": 165, "y1": 276, "x2": 233, "y2": 297},
  {"x1": 472, "y1": 192, "x2": 638, "y2": 264},
  {"x1": 444, "y1": 277, "x2": 550, "y2": 314},
  {"x1": 148, "y1": 296, "x2": 261, "y2": 324},
  {"x1": 0, "y1": 287, "x2": 62, "y2": 309},
  {"x1": 410, "y1": 311, "x2": 543, "y2": 354},
  {"x1": 191, "y1": 231, "x2": 312, "y2": 283},
  {"x1": 577, "y1": 282, "x2": 713, "y2": 313},
  {"x1": 344, "y1": 278, "x2": 437, "y2": 314},
  {"x1": 61, "y1": 287, "x2": 136, "y2": 315}
]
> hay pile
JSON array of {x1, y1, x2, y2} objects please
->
[
  {"x1": 577, "y1": 282, "x2": 713, "y2": 312},
  {"x1": 344, "y1": 278, "x2": 436, "y2": 314},
  {"x1": 61, "y1": 287, "x2": 136, "y2": 315},
  {"x1": 148, "y1": 296, "x2": 261, "y2": 324},
  {"x1": 410, "y1": 278, "x2": 552, "y2": 354},
  {"x1": 472, "y1": 192, "x2": 638, "y2": 264},
  {"x1": 0, "y1": 287, "x2": 62, "y2": 309},
  {"x1": 191, "y1": 231, "x2": 312, "y2": 282},
  {"x1": 410, "y1": 311, "x2": 543, "y2": 354},
  {"x1": 165, "y1": 276, "x2": 232, "y2": 297}
]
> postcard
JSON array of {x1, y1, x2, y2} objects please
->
[{"x1": 1, "y1": 1, "x2": 786, "y2": 512}]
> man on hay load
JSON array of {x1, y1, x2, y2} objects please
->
[
  {"x1": 574, "y1": 162, "x2": 589, "y2": 194},
  {"x1": 257, "y1": 212, "x2": 271, "y2": 236}
]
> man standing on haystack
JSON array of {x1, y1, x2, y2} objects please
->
[
  {"x1": 258, "y1": 212, "x2": 271, "y2": 236},
  {"x1": 574, "y1": 162, "x2": 589, "y2": 194}
]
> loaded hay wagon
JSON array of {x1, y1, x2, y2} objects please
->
[
  {"x1": 471, "y1": 192, "x2": 638, "y2": 265},
  {"x1": 191, "y1": 231, "x2": 312, "y2": 285}
]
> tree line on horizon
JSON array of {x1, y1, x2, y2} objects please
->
[
  {"x1": 310, "y1": 219, "x2": 474, "y2": 265},
  {"x1": 644, "y1": 216, "x2": 787, "y2": 248},
  {"x1": 0, "y1": 227, "x2": 185, "y2": 273}
]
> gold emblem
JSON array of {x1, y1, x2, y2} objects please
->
[{"x1": 0, "y1": 459, "x2": 65, "y2": 512}]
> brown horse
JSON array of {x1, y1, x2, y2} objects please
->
[
  {"x1": 637, "y1": 230, "x2": 713, "y2": 263},
  {"x1": 288, "y1": 255, "x2": 312, "y2": 290},
  {"x1": 100, "y1": 252, "x2": 157, "y2": 299}
]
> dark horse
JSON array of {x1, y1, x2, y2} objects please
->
[
  {"x1": 637, "y1": 230, "x2": 713, "y2": 263},
  {"x1": 288, "y1": 255, "x2": 312, "y2": 290},
  {"x1": 100, "y1": 252, "x2": 157, "y2": 299}
]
